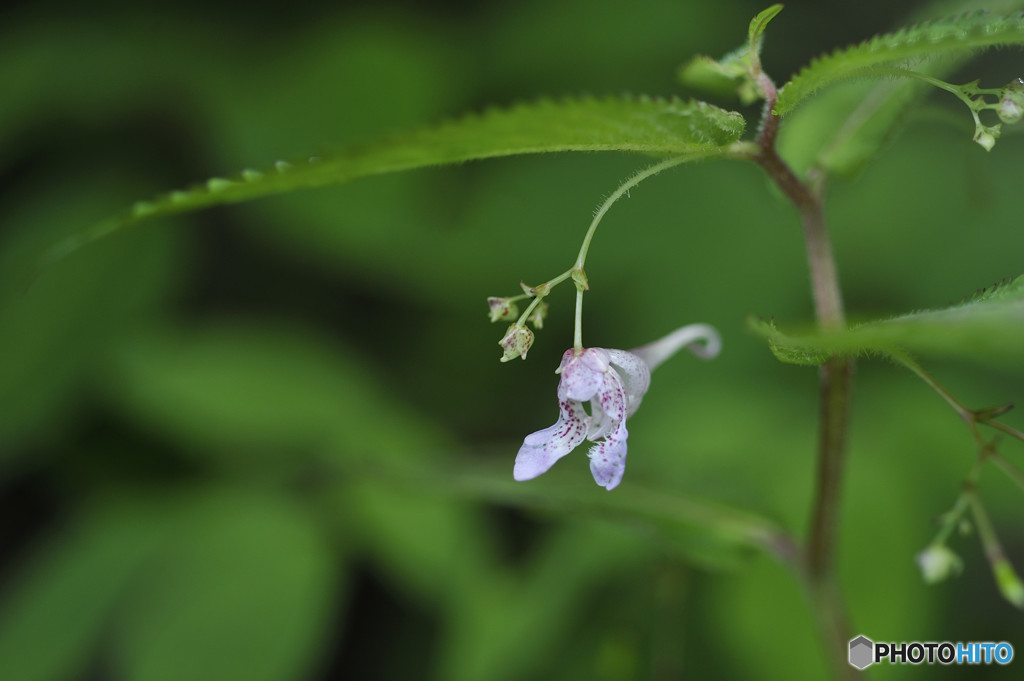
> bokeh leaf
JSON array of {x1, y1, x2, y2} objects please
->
[
  {"x1": 109, "y1": 487, "x2": 339, "y2": 681},
  {"x1": 775, "y1": 10, "x2": 1024, "y2": 116},
  {"x1": 751, "y1": 274, "x2": 1024, "y2": 365},
  {"x1": 102, "y1": 323, "x2": 496, "y2": 608},
  {"x1": 438, "y1": 463, "x2": 788, "y2": 569},
  {"x1": 101, "y1": 323, "x2": 445, "y2": 465},
  {"x1": 0, "y1": 496, "x2": 166, "y2": 681},
  {"x1": 341, "y1": 481, "x2": 494, "y2": 602},
  {"x1": 441, "y1": 522, "x2": 655, "y2": 681},
  {"x1": 0, "y1": 177, "x2": 177, "y2": 455}
]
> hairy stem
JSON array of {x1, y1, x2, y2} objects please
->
[
  {"x1": 755, "y1": 93, "x2": 856, "y2": 679},
  {"x1": 807, "y1": 359, "x2": 853, "y2": 575},
  {"x1": 574, "y1": 155, "x2": 695, "y2": 270}
]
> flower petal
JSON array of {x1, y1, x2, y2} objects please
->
[
  {"x1": 587, "y1": 366, "x2": 627, "y2": 441},
  {"x1": 558, "y1": 348, "x2": 610, "y2": 402},
  {"x1": 513, "y1": 399, "x2": 589, "y2": 481},
  {"x1": 605, "y1": 349, "x2": 650, "y2": 416},
  {"x1": 630, "y1": 323, "x2": 721, "y2": 372},
  {"x1": 588, "y1": 421, "x2": 629, "y2": 490}
]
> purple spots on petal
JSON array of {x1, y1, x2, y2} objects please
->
[
  {"x1": 518, "y1": 346, "x2": 647, "y2": 489},
  {"x1": 588, "y1": 431, "x2": 628, "y2": 491}
]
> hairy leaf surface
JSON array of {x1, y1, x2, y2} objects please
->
[
  {"x1": 751, "y1": 275, "x2": 1024, "y2": 366},
  {"x1": 776, "y1": 10, "x2": 1024, "y2": 116}
]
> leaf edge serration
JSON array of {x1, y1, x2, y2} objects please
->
[{"x1": 775, "y1": 10, "x2": 1024, "y2": 115}]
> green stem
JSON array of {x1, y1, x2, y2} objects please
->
[
  {"x1": 871, "y1": 69, "x2": 979, "y2": 107},
  {"x1": 931, "y1": 457, "x2": 984, "y2": 548},
  {"x1": 893, "y1": 353, "x2": 1024, "y2": 492},
  {"x1": 573, "y1": 287, "x2": 584, "y2": 353},
  {"x1": 969, "y1": 492, "x2": 1003, "y2": 564},
  {"x1": 969, "y1": 490, "x2": 1024, "y2": 608},
  {"x1": 514, "y1": 295, "x2": 545, "y2": 329},
  {"x1": 511, "y1": 154, "x2": 713, "y2": 345},
  {"x1": 990, "y1": 452, "x2": 1024, "y2": 493},
  {"x1": 988, "y1": 420, "x2": 1024, "y2": 444},
  {"x1": 563, "y1": 153, "x2": 704, "y2": 352},
  {"x1": 894, "y1": 354, "x2": 973, "y2": 423},
  {"x1": 514, "y1": 268, "x2": 574, "y2": 327},
  {"x1": 573, "y1": 155, "x2": 694, "y2": 270},
  {"x1": 933, "y1": 493, "x2": 972, "y2": 546}
]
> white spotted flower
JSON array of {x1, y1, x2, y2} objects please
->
[{"x1": 513, "y1": 323, "x2": 721, "y2": 490}]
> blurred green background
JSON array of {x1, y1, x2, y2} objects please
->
[{"x1": 1, "y1": 0, "x2": 1021, "y2": 679}]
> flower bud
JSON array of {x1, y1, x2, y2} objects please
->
[
  {"x1": 499, "y1": 324, "x2": 534, "y2": 362},
  {"x1": 915, "y1": 544, "x2": 962, "y2": 584},
  {"x1": 994, "y1": 559, "x2": 1024, "y2": 608},
  {"x1": 526, "y1": 302, "x2": 549, "y2": 329},
  {"x1": 520, "y1": 280, "x2": 551, "y2": 297},
  {"x1": 974, "y1": 123, "x2": 1001, "y2": 152},
  {"x1": 998, "y1": 78, "x2": 1024, "y2": 125},
  {"x1": 487, "y1": 297, "x2": 519, "y2": 323}
]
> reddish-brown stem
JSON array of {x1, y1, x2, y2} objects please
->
[{"x1": 753, "y1": 83, "x2": 857, "y2": 679}]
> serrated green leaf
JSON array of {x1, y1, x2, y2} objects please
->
[
  {"x1": 679, "y1": 5, "x2": 782, "y2": 106},
  {"x1": 780, "y1": 0, "x2": 1024, "y2": 176},
  {"x1": 748, "y1": 4, "x2": 784, "y2": 54},
  {"x1": 776, "y1": 10, "x2": 1024, "y2": 116},
  {"x1": 748, "y1": 318, "x2": 832, "y2": 366},
  {"x1": 751, "y1": 275, "x2": 1024, "y2": 366},
  {"x1": 811, "y1": 79, "x2": 929, "y2": 176},
  {"x1": 49, "y1": 97, "x2": 744, "y2": 265}
]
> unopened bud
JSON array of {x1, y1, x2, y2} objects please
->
[
  {"x1": 915, "y1": 544, "x2": 962, "y2": 584},
  {"x1": 487, "y1": 297, "x2": 519, "y2": 323},
  {"x1": 994, "y1": 559, "x2": 1024, "y2": 608},
  {"x1": 974, "y1": 123, "x2": 1001, "y2": 151},
  {"x1": 998, "y1": 78, "x2": 1024, "y2": 124},
  {"x1": 520, "y1": 280, "x2": 551, "y2": 297},
  {"x1": 527, "y1": 302, "x2": 549, "y2": 329},
  {"x1": 499, "y1": 324, "x2": 534, "y2": 362}
]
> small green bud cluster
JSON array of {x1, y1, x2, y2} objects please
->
[
  {"x1": 487, "y1": 280, "x2": 554, "y2": 362},
  {"x1": 487, "y1": 297, "x2": 519, "y2": 323},
  {"x1": 974, "y1": 124, "x2": 1000, "y2": 152},
  {"x1": 958, "y1": 78, "x2": 1024, "y2": 151}
]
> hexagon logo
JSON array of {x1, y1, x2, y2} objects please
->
[{"x1": 849, "y1": 635, "x2": 874, "y2": 669}]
